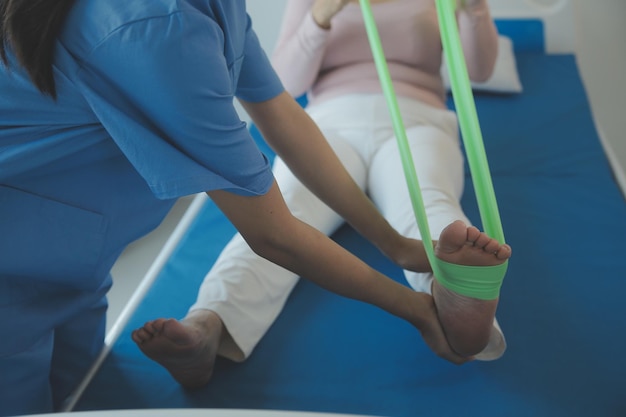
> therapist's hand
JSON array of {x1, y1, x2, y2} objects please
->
[
  {"x1": 312, "y1": 0, "x2": 353, "y2": 29},
  {"x1": 410, "y1": 291, "x2": 474, "y2": 365}
]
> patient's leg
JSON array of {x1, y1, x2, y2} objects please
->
[
  {"x1": 131, "y1": 310, "x2": 223, "y2": 389},
  {"x1": 368, "y1": 118, "x2": 510, "y2": 359}
]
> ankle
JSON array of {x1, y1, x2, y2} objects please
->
[{"x1": 185, "y1": 309, "x2": 224, "y2": 335}]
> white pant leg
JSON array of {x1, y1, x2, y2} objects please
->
[
  {"x1": 189, "y1": 134, "x2": 367, "y2": 361},
  {"x1": 367, "y1": 103, "x2": 468, "y2": 294}
]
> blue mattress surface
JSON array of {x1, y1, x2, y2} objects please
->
[{"x1": 74, "y1": 50, "x2": 626, "y2": 417}]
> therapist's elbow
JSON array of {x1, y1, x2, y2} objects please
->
[{"x1": 241, "y1": 221, "x2": 299, "y2": 266}]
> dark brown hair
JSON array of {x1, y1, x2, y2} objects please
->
[{"x1": 0, "y1": 0, "x2": 76, "y2": 98}]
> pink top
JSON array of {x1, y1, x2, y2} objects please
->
[{"x1": 271, "y1": 0, "x2": 498, "y2": 109}]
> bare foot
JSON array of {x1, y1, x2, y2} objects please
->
[
  {"x1": 131, "y1": 310, "x2": 223, "y2": 389},
  {"x1": 432, "y1": 220, "x2": 511, "y2": 358},
  {"x1": 434, "y1": 220, "x2": 511, "y2": 266}
]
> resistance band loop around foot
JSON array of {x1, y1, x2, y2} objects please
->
[{"x1": 359, "y1": 0, "x2": 507, "y2": 300}]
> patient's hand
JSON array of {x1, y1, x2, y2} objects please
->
[{"x1": 312, "y1": 0, "x2": 352, "y2": 29}]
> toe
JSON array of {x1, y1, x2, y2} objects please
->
[
  {"x1": 472, "y1": 233, "x2": 491, "y2": 249},
  {"x1": 132, "y1": 328, "x2": 150, "y2": 343},
  {"x1": 483, "y1": 239, "x2": 501, "y2": 254},
  {"x1": 496, "y1": 244, "x2": 512, "y2": 260},
  {"x1": 465, "y1": 225, "x2": 481, "y2": 243}
]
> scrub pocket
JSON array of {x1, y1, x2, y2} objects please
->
[{"x1": 0, "y1": 185, "x2": 107, "y2": 288}]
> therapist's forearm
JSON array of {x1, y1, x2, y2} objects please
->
[{"x1": 208, "y1": 183, "x2": 411, "y2": 316}]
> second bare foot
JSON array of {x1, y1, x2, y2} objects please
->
[{"x1": 131, "y1": 310, "x2": 223, "y2": 389}]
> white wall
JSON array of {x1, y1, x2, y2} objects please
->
[
  {"x1": 247, "y1": 0, "x2": 287, "y2": 51},
  {"x1": 571, "y1": 0, "x2": 626, "y2": 192},
  {"x1": 245, "y1": 0, "x2": 626, "y2": 192}
]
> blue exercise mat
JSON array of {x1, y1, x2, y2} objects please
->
[{"x1": 74, "y1": 24, "x2": 626, "y2": 417}]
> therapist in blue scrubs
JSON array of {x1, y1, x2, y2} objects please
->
[{"x1": 0, "y1": 0, "x2": 484, "y2": 415}]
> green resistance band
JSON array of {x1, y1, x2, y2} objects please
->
[
  {"x1": 435, "y1": 0, "x2": 505, "y2": 244},
  {"x1": 359, "y1": 0, "x2": 507, "y2": 300}
]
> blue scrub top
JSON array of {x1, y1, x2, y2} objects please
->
[
  {"x1": 1, "y1": 0, "x2": 283, "y2": 198},
  {"x1": 0, "y1": 0, "x2": 284, "y2": 289}
]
